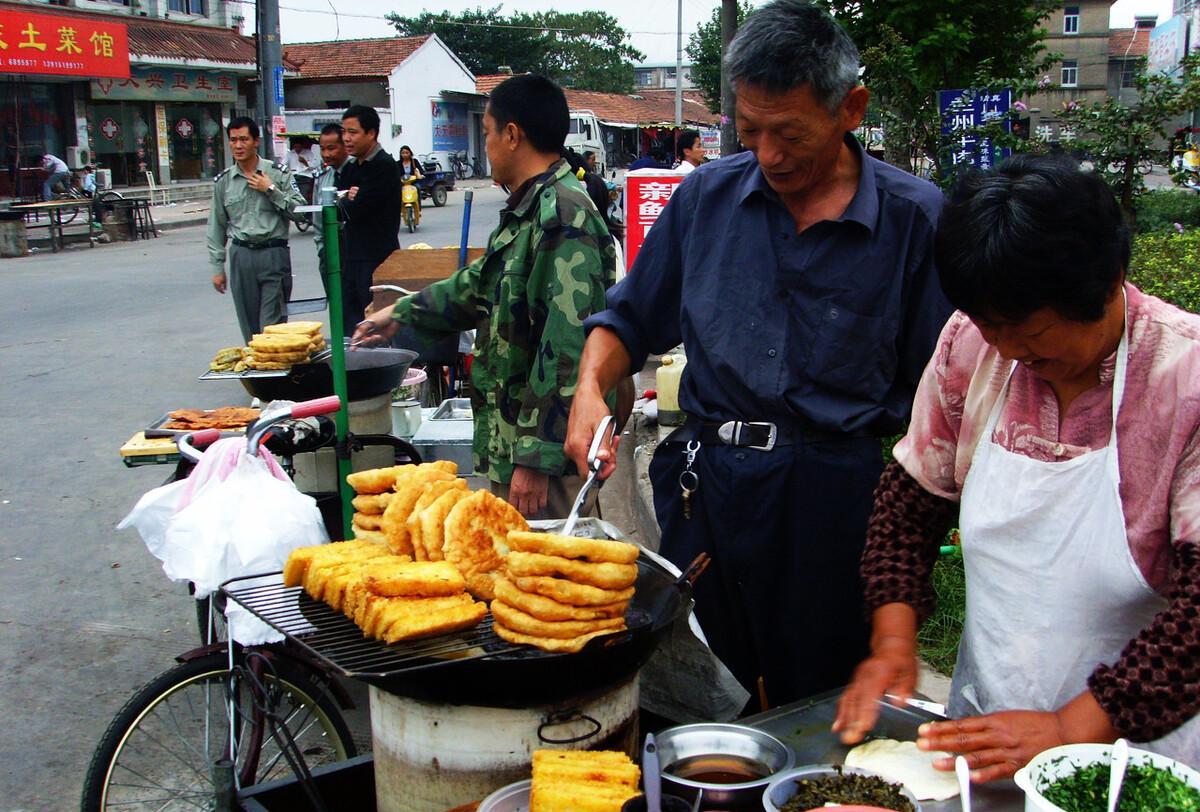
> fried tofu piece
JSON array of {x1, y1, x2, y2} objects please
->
[
  {"x1": 530, "y1": 749, "x2": 640, "y2": 812},
  {"x1": 406, "y1": 479, "x2": 470, "y2": 560},
  {"x1": 443, "y1": 490, "x2": 529, "y2": 600},
  {"x1": 378, "y1": 597, "x2": 488, "y2": 644},
  {"x1": 417, "y1": 488, "x2": 471, "y2": 562},
  {"x1": 362, "y1": 559, "x2": 467, "y2": 598},
  {"x1": 507, "y1": 531, "x2": 641, "y2": 565},
  {"x1": 283, "y1": 540, "x2": 383, "y2": 587},
  {"x1": 505, "y1": 551, "x2": 638, "y2": 590},
  {"x1": 359, "y1": 594, "x2": 476, "y2": 640}
]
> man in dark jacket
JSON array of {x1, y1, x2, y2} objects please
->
[{"x1": 338, "y1": 105, "x2": 400, "y2": 335}]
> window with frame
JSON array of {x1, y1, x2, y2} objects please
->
[
  {"x1": 168, "y1": 0, "x2": 206, "y2": 14},
  {"x1": 635, "y1": 71, "x2": 654, "y2": 87},
  {"x1": 96, "y1": 0, "x2": 131, "y2": 5},
  {"x1": 1063, "y1": 6, "x2": 1080, "y2": 34},
  {"x1": 1120, "y1": 60, "x2": 1139, "y2": 88},
  {"x1": 1061, "y1": 59, "x2": 1079, "y2": 87}
]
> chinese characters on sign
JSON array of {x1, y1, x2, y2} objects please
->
[
  {"x1": 938, "y1": 88, "x2": 1012, "y2": 171},
  {"x1": 431, "y1": 101, "x2": 468, "y2": 152},
  {"x1": 0, "y1": 10, "x2": 128, "y2": 78},
  {"x1": 624, "y1": 170, "x2": 684, "y2": 272},
  {"x1": 91, "y1": 67, "x2": 239, "y2": 103}
]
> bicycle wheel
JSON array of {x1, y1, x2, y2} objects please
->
[{"x1": 81, "y1": 652, "x2": 355, "y2": 812}]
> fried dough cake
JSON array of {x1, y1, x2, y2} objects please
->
[
  {"x1": 405, "y1": 479, "x2": 470, "y2": 560},
  {"x1": 347, "y1": 466, "x2": 408, "y2": 495},
  {"x1": 352, "y1": 512, "x2": 383, "y2": 531},
  {"x1": 491, "y1": 599, "x2": 626, "y2": 639},
  {"x1": 352, "y1": 493, "x2": 393, "y2": 514},
  {"x1": 509, "y1": 576, "x2": 635, "y2": 607},
  {"x1": 362, "y1": 560, "x2": 466, "y2": 597},
  {"x1": 417, "y1": 489, "x2": 471, "y2": 562},
  {"x1": 505, "y1": 551, "x2": 638, "y2": 590},
  {"x1": 381, "y1": 468, "x2": 457, "y2": 555},
  {"x1": 263, "y1": 321, "x2": 322, "y2": 335},
  {"x1": 507, "y1": 532, "x2": 640, "y2": 565},
  {"x1": 443, "y1": 490, "x2": 529, "y2": 600},
  {"x1": 351, "y1": 528, "x2": 388, "y2": 546},
  {"x1": 493, "y1": 577, "x2": 627, "y2": 622},
  {"x1": 493, "y1": 623, "x2": 621, "y2": 655},
  {"x1": 530, "y1": 749, "x2": 639, "y2": 812}
]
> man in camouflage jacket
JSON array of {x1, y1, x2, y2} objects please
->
[{"x1": 353, "y1": 75, "x2": 615, "y2": 518}]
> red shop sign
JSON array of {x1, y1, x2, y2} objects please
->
[
  {"x1": 623, "y1": 169, "x2": 685, "y2": 272},
  {"x1": 0, "y1": 9, "x2": 129, "y2": 79}
]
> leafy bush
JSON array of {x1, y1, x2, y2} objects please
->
[
  {"x1": 1134, "y1": 189, "x2": 1200, "y2": 234},
  {"x1": 918, "y1": 552, "x2": 966, "y2": 676},
  {"x1": 1128, "y1": 231, "x2": 1200, "y2": 314}
]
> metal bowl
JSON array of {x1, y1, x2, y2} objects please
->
[
  {"x1": 762, "y1": 764, "x2": 923, "y2": 812},
  {"x1": 656, "y1": 722, "x2": 795, "y2": 808},
  {"x1": 477, "y1": 778, "x2": 530, "y2": 812}
]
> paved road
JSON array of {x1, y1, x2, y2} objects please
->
[{"x1": 0, "y1": 187, "x2": 508, "y2": 810}]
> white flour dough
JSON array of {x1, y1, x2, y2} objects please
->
[{"x1": 844, "y1": 738, "x2": 961, "y2": 801}]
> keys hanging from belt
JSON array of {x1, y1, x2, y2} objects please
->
[{"x1": 680, "y1": 440, "x2": 700, "y2": 519}]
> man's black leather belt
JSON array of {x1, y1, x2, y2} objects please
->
[
  {"x1": 232, "y1": 238, "x2": 288, "y2": 249},
  {"x1": 681, "y1": 419, "x2": 877, "y2": 450}
]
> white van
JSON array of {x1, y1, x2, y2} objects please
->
[{"x1": 566, "y1": 109, "x2": 605, "y2": 176}]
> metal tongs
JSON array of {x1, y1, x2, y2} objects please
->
[
  {"x1": 345, "y1": 285, "x2": 418, "y2": 350},
  {"x1": 561, "y1": 414, "x2": 616, "y2": 536}
]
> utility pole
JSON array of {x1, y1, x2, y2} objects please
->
[
  {"x1": 719, "y1": 0, "x2": 738, "y2": 156},
  {"x1": 675, "y1": 0, "x2": 683, "y2": 127},
  {"x1": 256, "y1": 0, "x2": 283, "y2": 161}
]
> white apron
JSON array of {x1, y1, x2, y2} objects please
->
[{"x1": 952, "y1": 314, "x2": 1199, "y2": 765}]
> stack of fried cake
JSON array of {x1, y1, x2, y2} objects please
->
[
  {"x1": 491, "y1": 532, "x2": 638, "y2": 654},
  {"x1": 529, "y1": 749, "x2": 641, "y2": 812},
  {"x1": 241, "y1": 322, "x2": 326, "y2": 370},
  {"x1": 284, "y1": 541, "x2": 487, "y2": 643}
]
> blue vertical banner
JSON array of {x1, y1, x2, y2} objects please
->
[
  {"x1": 939, "y1": 88, "x2": 1012, "y2": 170},
  {"x1": 430, "y1": 100, "x2": 469, "y2": 152},
  {"x1": 273, "y1": 66, "x2": 285, "y2": 105}
]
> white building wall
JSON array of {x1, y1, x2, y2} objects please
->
[{"x1": 387, "y1": 37, "x2": 477, "y2": 167}]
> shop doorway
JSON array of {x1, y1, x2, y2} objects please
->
[
  {"x1": 167, "y1": 104, "x2": 224, "y2": 180},
  {"x1": 89, "y1": 101, "x2": 155, "y2": 187},
  {"x1": 0, "y1": 80, "x2": 73, "y2": 199}
]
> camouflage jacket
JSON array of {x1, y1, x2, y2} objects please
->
[{"x1": 393, "y1": 159, "x2": 616, "y2": 484}]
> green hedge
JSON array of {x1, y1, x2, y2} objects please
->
[
  {"x1": 1134, "y1": 189, "x2": 1200, "y2": 234},
  {"x1": 1128, "y1": 231, "x2": 1200, "y2": 314}
]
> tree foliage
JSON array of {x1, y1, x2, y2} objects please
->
[
  {"x1": 818, "y1": 0, "x2": 1059, "y2": 180},
  {"x1": 1057, "y1": 54, "x2": 1200, "y2": 220},
  {"x1": 686, "y1": 0, "x2": 753, "y2": 113},
  {"x1": 387, "y1": 6, "x2": 644, "y2": 94}
]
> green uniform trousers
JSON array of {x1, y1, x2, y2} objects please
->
[{"x1": 228, "y1": 243, "x2": 292, "y2": 342}]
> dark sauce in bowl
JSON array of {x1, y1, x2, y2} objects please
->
[{"x1": 667, "y1": 754, "x2": 773, "y2": 785}]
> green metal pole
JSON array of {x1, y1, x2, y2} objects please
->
[{"x1": 321, "y1": 201, "x2": 354, "y2": 541}]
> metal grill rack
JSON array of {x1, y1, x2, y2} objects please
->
[{"x1": 221, "y1": 574, "x2": 526, "y2": 682}]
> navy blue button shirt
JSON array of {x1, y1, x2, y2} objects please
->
[{"x1": 587, "y1": 137, "x2": 952, "y2": 435}]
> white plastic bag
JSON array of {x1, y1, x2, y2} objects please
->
[{"x1": 119, "y1": 436, "x2": 329, "y2": 644}]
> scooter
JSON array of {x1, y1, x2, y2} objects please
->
[{"x1": 401, "y1": 176, "x2": 421, "y2": 233}]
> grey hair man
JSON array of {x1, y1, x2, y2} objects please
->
[{"x1": 565, "y1": 0, "x2": 952, "y2": 711}]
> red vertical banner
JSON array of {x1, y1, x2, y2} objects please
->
[
  {"x1": 623, "y1": 169, "x2": 684, "y2": 273},
  {"x1": 0, "y1": 10, "x2": 130, "y2": 79}
]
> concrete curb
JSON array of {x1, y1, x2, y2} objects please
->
[{"x1": 154, "y1": 215, "x2": 209, "y2": 232}]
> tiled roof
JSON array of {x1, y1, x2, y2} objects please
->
[
  {"x1": 0, "y1": 2, "x2": 257, "y2": 67},
  {"x1": 1110, "y1": 28, "x2": 1150, "y2": 58},
  {"x1": 284, "y1": 35, "x2": 431, "y2": 80},
  {"x1": 474, "y1": 75, "x2": 719, "y2": 127}
]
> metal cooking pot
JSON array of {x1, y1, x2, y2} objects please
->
[
  {"x1": 238, "y1": 346, "x2": 418, "y2": 402},
  {"x1": 655, "y1": 723, "x2": 794, "y2": 809}
]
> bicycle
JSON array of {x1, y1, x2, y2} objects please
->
[
  {"x1": 448, "y1": 151, "x2": 473, "y2": 180},
  {"x1": 82, "y1": 396, "x2": 360, "y2": 812},
  {"x1": 50, "y1": 183, "x2": 88, "y2": 224}
]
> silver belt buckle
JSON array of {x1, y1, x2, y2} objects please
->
[{"x1": 716, "y1": 421, "x2": 777, "y2": 451}]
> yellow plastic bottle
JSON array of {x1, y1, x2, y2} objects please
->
[{"x1": 656, "y1": 354, "x2": 687, "y2": 426}]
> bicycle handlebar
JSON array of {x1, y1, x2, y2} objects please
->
[
  {"x1": 290, "y1": 395, "x2": 341, "y2": 420},
  {"x1": 176, "y1": 428, "x2": 221, "y2": 463}
]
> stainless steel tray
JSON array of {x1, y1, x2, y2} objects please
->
[
  {"x1": 431, "y1": 397, "x2": 473, "y2": 420},
  {"x1": 198, "y1": 368, "x2": 291, "y2": 381},
  {"x1": 743, "y1": 689, "x2": 1024, "y2": 811}
]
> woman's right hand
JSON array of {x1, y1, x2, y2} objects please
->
[{"x1": 832, "y1": 603, "x2": 921, "y2": 744}]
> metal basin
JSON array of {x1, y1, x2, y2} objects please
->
[{"x1": 656, "y1": 723, "x2": 795, "y2": 809}]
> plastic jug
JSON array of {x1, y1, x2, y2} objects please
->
[{"x1": 656, "y1": 354, "x2": 687, "y2": 426}]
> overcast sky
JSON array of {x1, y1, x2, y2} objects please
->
[{"x1": 248, "y1": 0, "x2": 1176, "y2": 65}]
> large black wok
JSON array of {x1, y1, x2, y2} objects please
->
[{"x1": 238, "y1": 347, "x2": 418, "y2": 402}]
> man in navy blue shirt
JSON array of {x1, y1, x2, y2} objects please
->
[{"x1": 566, "y1": 0, "x2": 951, "y2": 712}]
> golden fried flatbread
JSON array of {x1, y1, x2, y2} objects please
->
[
  {"x1": 493, "y1": 621, "x2": 623, "y2": 654},
  {"x1": 406, "y1": 479, "x2": 470, "y2": 560},
  {"x1": 352, "y1": 528, "x2": 388, "y2": 546},
  {"x1": 243, "y1": 358, "x2": 296, "y2": 370},
  {"x1": 264, "y1": 321, "x2": 323, "y2": 335},
  {"x1": 417, "y1": 489, "x2": 471, "y2": 561},
  {"x1": 443, "y1": 490, "x2": 529, "y2": 600},
  {"x1": 491, "y1": 599, "x2": 626, "y2": 639},
  {"x1": 382, "y1": 468, "x2": 456, "y2": 555},
  {"x1": 507, "y1": 575, "x2": 636, "y2": 607},
  {"x1": 493, "y1": 577, "x2": 627, "y2": 622},
  {"x1": 347, "y1": 466, "x2": 407, "y2": 495},
  {"x1": 247, "y1": 344, "x2": 311, "y2": 357},
  {"x1": 505, "y1": 551, "x2": 638, "y2": 590},
  {"x1": 352, "y1": 493, "x2": 393, "y2": 514},
  {"x1": 426, "y1": 460, "x2": 458, "y2": 475},
  {"x1": 363, "y1": 560, "x2": 467, "y2": 597},
  {"x1": 352, "y1": 512, "x2": 383, "y2": 531},
  {"x1": 249, "y1": 332, "x2": 310, "y2": 349},
  {"x1": 507, "y1": 531, "x2": 640, "y2": 565}
]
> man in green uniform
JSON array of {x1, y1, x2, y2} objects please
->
[
  {"x1": 207, "y1": 116, "x2": 306, "y2": 341},
  {"x1": 352, "y1": 74, "x2": 616, "y2": 519}
]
